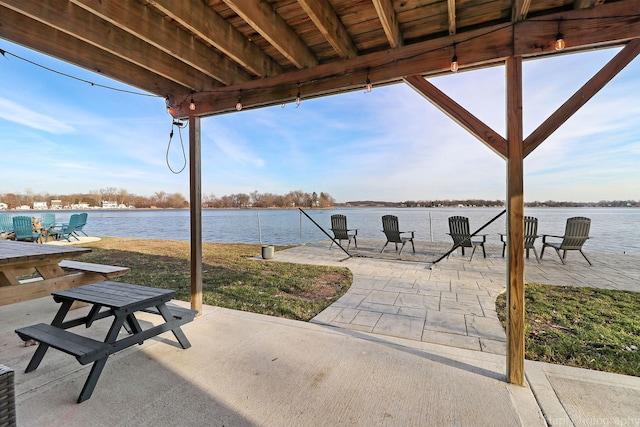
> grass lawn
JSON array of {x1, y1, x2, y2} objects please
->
[
  {"x1": 74, "y1": 237, "x2": 352, "y2": 321},
  {"x1": 496, "y1": 283, "x2": 640, "y2": 376}
]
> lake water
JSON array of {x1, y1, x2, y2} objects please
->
[{"x1": 26, "y1": 207, "x2": 640, "y2": 254}]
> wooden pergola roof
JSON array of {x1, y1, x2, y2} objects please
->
[
  {"x1": 1, "y1": 0, "x2": 638, "y2": 119},
  {"x1": 2, "y1": 0, "x2": 639, "y2": 387}
]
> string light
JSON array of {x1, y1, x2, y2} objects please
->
[
  {"x1": 295, "y1": 83, "x2": 301, "y2": 108},
  {"x1": 189, "y1": 92, "x2": 196, "y2": 111},
  {"x1": 236, "y1": 91, "x2": 243, "y2": 111},
  {"x1": 555, "y1": 18, "x2": 565, "y2": 51},
  {"x1": 450, "y1": 43, "x2": 459, "y2": 73},
  {"x1": 365, "y1": 68, "x2": 372, "y2": 92}
]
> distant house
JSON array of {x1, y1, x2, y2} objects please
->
[
  {"x1": 71, "y1": 203, "x2": 90, "y2": 210},
  {"x1": 102, "y1": 201, "x2": 118, "y2": 209},
  {"x1": 33, "y1": 202, "x2": 48, "y2": 210},
  {"x1": 0, "y1": 203, "x2": 7, "y2": 210},
  {"x1": 50, "y1": 200, "x2": 63, "y2": 210}
]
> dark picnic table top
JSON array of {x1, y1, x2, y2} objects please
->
[{"x1": 53, "y1": 281, "x2": 175, "y2": 311}]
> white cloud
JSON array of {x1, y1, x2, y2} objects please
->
[{"x1": 0, "y1": 98, "x2": 75, "y2": 133}]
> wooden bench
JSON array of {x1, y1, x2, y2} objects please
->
[
  {"x1": 15, "y1": 323, "x2": 111, "y2": 367},
  {"x1": 58, "y1": 260, "x2": 130, "y2": 279},
  {"x1": 141, "y1": 305, "x2": 198, "y2": 321}
]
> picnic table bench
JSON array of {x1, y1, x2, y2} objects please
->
[{"x1": 15, "y1": 281, "x2": 196, "y2": 403}]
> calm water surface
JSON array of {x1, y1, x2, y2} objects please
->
[{"x1": 33, "y1": 207, "x2": 640, "y2": 254}]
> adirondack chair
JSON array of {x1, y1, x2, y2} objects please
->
[
  {"x1": 73, "y1": 212, "x2": 89, "y2": 237},
  {"x1": 57, "y1": 214, "x2": 82, "y2": 242},
  {"x1": 499, "y1": 216, "x2": 540, "y2": 262},
  {"x1": 40, "y1": 213, "x2": 59, "y2": 242},
  {"x1": 12, "y1": 216, "x2": 43, "y2": 243},
  {"x1": 380, "y1": 215, "x2": 415, "y2": 254},
  {"x1": 329, "y1": 214, "x2": 357, "y2": 250},
  {"x1": 541, "y1": 217, "x2": 592, "y2": 265},
  {"x1": 0, "y1": 213, "x2": 13, "y2": 233},
  {"x1": 447, "y1": 216, "x2": 486, "y2": 260}
]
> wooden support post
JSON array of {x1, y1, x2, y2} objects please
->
[
  {"x1": 189, "y1": 116, "x2": 203, "y2": 315},
  {"x1": 506, "y1": 56, "x2": 525, "y2": 385}
]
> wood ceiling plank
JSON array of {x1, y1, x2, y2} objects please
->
[
  {"x1": 0, "y1": 6, "x2": 188, "y2": 97},
  {"x1": 297, "y1": 0, "x2": 358, "y2": 59},
  {"x1": 69, "y1": 0, "x2": 251, "y2": 85},
  {"x1": 224, "y1": 0, "x2": 318, "y2": 69},
  {"x1": 1, "y1": 0, "x2": 221, "y2": 91},
  {"x1": 404, "y1": 74, "x2": 508, "y2": 158},
  {"x1": 372, "y1": 0, "x2": 404, "y2": 47},
  {"x1": 147, "y1": 0, "x2": 282, "y2": 78}
]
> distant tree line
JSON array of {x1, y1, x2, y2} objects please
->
[
  {"x1": 2, "y1": 190, "x2": 635, "y2": 210},
  {"x1": 1, "y1": 189, "x2": 336, "y2": 209},
  {"x1": 0, "y1": 188, "x2": 187, "y2": 209},
  {"x1": 203, "y1": 190, "x2": 335, "y2": 208},
  {"x1": 343, "y1": 199, "x2": 639, "y2": 208}
]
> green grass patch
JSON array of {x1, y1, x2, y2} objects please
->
[
  {"x1": 496, "y1": 283, "x2": 640, "y2": 376},
  {"x1": 75, "y1": 237, "x2": 352, "y2": 321}
]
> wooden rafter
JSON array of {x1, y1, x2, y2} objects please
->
[
  {"x1": 448, "y1": 0, "x2": 456, "y2": 35},
  {"x1": 513, "y1": 0, "x2": 532, "y2": 22},
  {"x1": 403, "y1": 75, "x2": 508, "y2": 159},
  {"x1": 0, "y1": 5, "x2": 187, "y2": 96},
  {"x1": 372, "y1": 0, "x2": 403, "y2": 48},
  {"x1": 66, "y1": 0, "x2": 251, "y2": 86},
  {"x1": 524, "y1": 39, "x2": 640, "y2": 157},
  {"x1": 223, "y1": 0, "x2": 318, "y2": 69},
  {"x1": 144, "y1": 0, "x2": 282, "y2": 78},
  {"x1": 297, "y1": 0, "x2": 358, "y2": 59},
  {"x1": 0, "y1": 0, "x2": 223, "y2": 90}
]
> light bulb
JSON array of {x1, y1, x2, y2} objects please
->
[
  {"x1": 365, "y1": 77, "x2": 372, "y2": 93},
  {"x1": 189, "y1": 97, "x2": 196, "y2": 111},
  {"x1": 450, "y1": 55, "x2": 459, "y2": 73},
  {"x1": 236, "y1": 96, "x2": 243, "y2": 111},
  {"x1": 555, "y1": 34, "x2": 565, "y2": 51},
  {"x1": 295, "y1": 91, "x2": 301, "y2": 108}
]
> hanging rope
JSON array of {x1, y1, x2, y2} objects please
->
[{"x1": 166, "y1": 119, "x2": 187, "y2": 174}]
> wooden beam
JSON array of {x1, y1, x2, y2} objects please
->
[
  {"x1": 372, "y1": 0, "x2": 404, "y2": 48},
  {"x1": 448, "y1": 0, "x2": 456, "y2": 35},
  {"x1": 189, "y1": 116, "x2": 203, "y2": 316},
  {"x1": 404, "y1": 75, "x2": 508, "y2": 158},
  {"x1": 1, "y1": 0, "x2": 222, "y2": 91},
  {"x1": 297, "y1": 0, "x2": 358, "y2": 59},
  {"x1": 505, "y1": 56, "x2": 525, "y2": 386},
  {"x1": 524, "y1": 39, "x2": 640, "y2": 157},
  {"x1": 173, "y1": 22, "x2": 514, "y2": 116},
  {"x1": 145, "y1": 0, "x2": 282, "y2": 78},
  {"x1": 68, "y1": 0, "x2": 251, "y2": 85},
  {"x1": 224, "y1": 0, "x2": 318, "y2": 69},
  {"x1": 0, "y1": 5, "x2": 188, "y2": 97}
]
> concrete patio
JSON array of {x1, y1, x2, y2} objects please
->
[{"x1": 1, "y1": 239, "x2": 639, "y2": 426}]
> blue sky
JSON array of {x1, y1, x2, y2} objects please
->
[{"x1": 1, "y1": 39, "x2": 638, "y2": 203}]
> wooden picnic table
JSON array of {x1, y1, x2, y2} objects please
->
[
  {"x1": 16, "y1": 281, "x2": 196, "y2": 403},
  {"x1": 0, "y1": 240, "x2": 129, "y2": 306}
]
